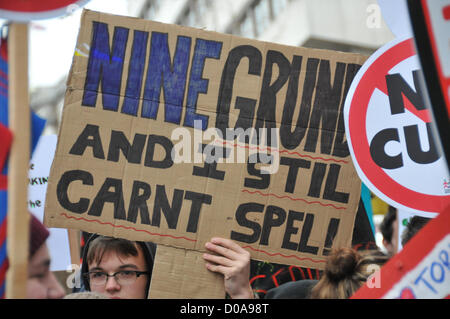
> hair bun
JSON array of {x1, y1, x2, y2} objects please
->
[{"x1": 325, "y1": 247, "x2": 359, "y2": 281}]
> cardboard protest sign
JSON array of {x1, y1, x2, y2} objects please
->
[
  {"x1": 44, "y1": 9, "x2": 365, "y2": 271},
  {"x1": 352, "y1": 208, "x2": 450, "y2": 299}
]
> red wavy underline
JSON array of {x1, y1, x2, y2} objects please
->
[
  {"x1": 216, "y1": 140, "x2": 349, "y2": 164},
  {"x1": 242, "y1": 245, "x2": 326, "y2": 264},
  {"x1": 60, "y1": 213, "x2": 197, "y2": 242},
  {"x1": 241, "y1": 189, "x2": 347, "y2": 210}
]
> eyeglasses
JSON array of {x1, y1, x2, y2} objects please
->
[{"x1": 84, "y1": 270, "x2": 150, "y2": 286}]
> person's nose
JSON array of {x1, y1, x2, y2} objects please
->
[
  {"x1": 47, "y1": 272, "x2": 66, "y2": 299},
  {"x1": 104, "y1": 274, "x2": 121, "y2": 292}
]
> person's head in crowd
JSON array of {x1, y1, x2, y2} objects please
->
[
  {"x1": 401, "y1": 216, "x2": 431, "y2": 247},
  {"x1": 80, "y1": 235, "x2": 156, "y2": 299},
  {"x1": 309, "y1": 247, "x2": 389, "y2": 299},
  {"x1": 379, "y1": 206, "x2": 398, "y2": 256},
  {"x1": 27, "y1": 214, "x2": 66, "y2": 299}
]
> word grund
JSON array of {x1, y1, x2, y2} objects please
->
[{"x1": 81, "y1": 21, "x2": 361, "y2": 157}]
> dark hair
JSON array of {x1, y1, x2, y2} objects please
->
[
  {"x1": 401, "y1": 216, "x2": 431, "y2": 246},
  {"x1": 309, "y1": 247, "x2": 388, "y2": 299},
  {"x1": 81, "y1": 235, "x2": 156, "y2": 295},
  {"x1": 379, "y1": 206, "x2": 397, "y2": 243},
  {"x1": 86, "y1": 236, "x2": 141, "y2": 267}
]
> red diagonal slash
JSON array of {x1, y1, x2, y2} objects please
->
[
  {"x1": 401, "y1": 93, "x2": 431, "y2": 122},
  {"x1": 375, "y1": 70, "x2": 431, "y2": 123}
]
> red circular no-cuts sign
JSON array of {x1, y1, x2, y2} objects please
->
[
  {"x1": 344, "y1": 37, "x2": 450, "y2": 214},
  {"x1": 0, "y1": 0, "x2": 90, "y2": 21}
]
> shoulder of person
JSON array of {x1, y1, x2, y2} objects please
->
[{"x1": 264, "y1": 279, "x2": 318, "y2": 299}]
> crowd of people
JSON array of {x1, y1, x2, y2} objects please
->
[{"x1": 23, "y1": 203, "x2": 431, "y2": 299}]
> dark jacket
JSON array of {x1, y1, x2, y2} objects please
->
[
  {"x1": 264, "y1": 280, "x2": 318, "y2": 299},
  {"x1": 76, "y1": 233, "x2": 157, "y2": 295}
]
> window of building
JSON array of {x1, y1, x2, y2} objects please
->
[
  {"x1": 271, "y1": 0, "x2": 288, "y2": 17},
  {"x1": 140, "y1": 0, "x2": 161, "y2": 20},
  {"x1": 253, "y1": 0, "x2": 271, "y2": 37},
  {"x1": 240, "y1": 11, "x2": 255, "y2": 38},
  {"x1": 196, "y1": 0, "x2": 209, "y2": 21},
  {"x1": 228, "y1": 0, "x2": 291, "y2": 38},
  {"x1": 177, "y1": 0, "x2": 211, "y2": 28}
]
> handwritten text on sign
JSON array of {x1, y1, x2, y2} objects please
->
[{"x1": 44, "y1": 10, "x2": 365, "y2": 269}]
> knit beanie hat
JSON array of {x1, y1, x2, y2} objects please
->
[{"x1": 29, "y1": 214, "x2": 50, "y2": 258}]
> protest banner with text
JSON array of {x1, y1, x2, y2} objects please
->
[{"x1": 44, "y1": 9, "x2": 366, "y2": 271}]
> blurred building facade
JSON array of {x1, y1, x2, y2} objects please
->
[
  {"x1": 130, "y1": 0, "x2": 393, "y2": 53},
  {"x1": 32, "y1": 0, "x2": 394, "y2": 134}
]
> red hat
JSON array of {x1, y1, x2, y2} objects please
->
[{"x1": 29, "y1": 214, "x2": 50, "y2": 258}]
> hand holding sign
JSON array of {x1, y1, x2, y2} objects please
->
[{"x1": 203, "y1": 237, "x2": 253, "y2": 299}]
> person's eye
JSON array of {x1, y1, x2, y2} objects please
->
[
  {"x1": 91, "y1": 272, "x2": 106, "y2": 279},
  {"x1": 31, "y1": 272, "x2": 47, "y2": 280},
  {"x1": 118, "y1": 270, "x2": 135, "y2": 278}
]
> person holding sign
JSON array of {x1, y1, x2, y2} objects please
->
[
  {"x1": 203, "y1": 237, "x2": 254, "y2": 299},
  {"x1": 79, "y1": 234, "x2": 156, "y2": 299},
  {"x1": 27, "y1": 214, "x2": 65, "y2": 299},
  {"x1": 80, "y1": 235, "x2": 254, "y2": 299}
]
